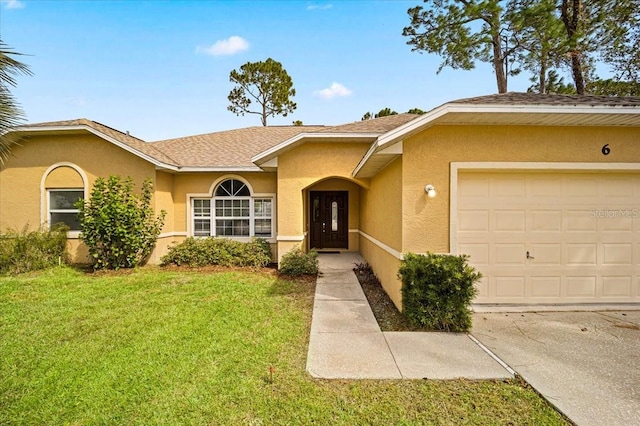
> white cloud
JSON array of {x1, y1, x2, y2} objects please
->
[
  {"x1": 1, "y1": 0, "x2": 26, "y2": 10},
  {"x1": 314, "y1": 82, "x2": 352, "y2": 99},
  {"x1": 197, "y1": 36, "x2": 249, "y2": 56},
  {"x1": 307, "y1": 3, "x2": 332, "y2": 10}
]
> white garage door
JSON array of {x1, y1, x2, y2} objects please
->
[{"x1": 457, "y1": 171, "x2": 640, "y2": 305}]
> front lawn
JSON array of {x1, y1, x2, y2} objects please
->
[{"x1": 0, "y1": 267, "x2": 567, "y2": 425}]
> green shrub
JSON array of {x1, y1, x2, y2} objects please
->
[
  {"x1": 160, "y1": 237, "x2": 271, "y2": 268},
  {"x1": 278, "y1": 247, "x2": 318, "y2": 276},
  {"x1": 398, "y1": 252, "x2": 480, "y2": 332},
  {"x1": 0, "y1": 225, "x2": 69, "y2": 275},
  {"x1": 76, "y1": 175, "x2": 166, "y2": 270}
]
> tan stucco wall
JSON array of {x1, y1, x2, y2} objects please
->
[
  {"x1": 275, "y1": 141, "x2": 370, "y2": 261},
  {"x1": 0, "y1": 132, "x2": 158, "y2": 263},
  {"x1": 402, "y1": 125, "x2": 640, "y2": 255},
  {"x1": 359, "y1": 157, "x2": 403, "y2": 308}
]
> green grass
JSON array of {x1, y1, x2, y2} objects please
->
[{"x1": 0, "y1": 267, "x2": 567, "y2": 425}]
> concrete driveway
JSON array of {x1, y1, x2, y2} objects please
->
[{"x1": 471, "y1": 311, "x2": 640, "y2": 426}]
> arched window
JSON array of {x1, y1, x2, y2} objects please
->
[
  {"x1": 192, "y1": 178, "x2": 273, "y2": 239},
  {"x1": 42, "y1": 164, "x2": 87, "y2": 232}
]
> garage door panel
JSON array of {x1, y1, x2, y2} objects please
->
[
  {"x1": 458, "y1": 171, "x2": 640, "y2": 305},
  {"x1": 566, "y1": 244, "x2": 598, "y2": 265},
  {"x1": 494, "y1": 276, "x2": 525, "y2": 297},
  {"x1": 458, "y1": 177, "x2": 489, "y2": 199},
  {"x1": 601, "y1": 276, "x2": 632, "y2": 297},
  {"x1": 531, "y1": 210, "x2": 562, "y2": 231},
  {"x1": 564, "y1": 210, "x2": 598, "y2": 231},
  {"x1": 603, "y1": 178, "x2": 636, "y2": 200},
  {"x1": 494, "y1": 244, "x2": 526, "y2": 265},
  {"x1": 494, "y1": 210, "x2": 526, "y2": 231},
  {"x1": 458, "y1": 210, "x2": 489, "y2": 231},
  {"x1": 565, "y1": 276, "x2": 597, "y2": 297},
  {"x1": 602, "y1": 243, "x2": 633, "y2": 265},
  {"x1": 530, "y1": 276, "x2": 561, "y2": 297},
  {"x1": 493, "y1": 178, "x2": 526, "y2": 199},
  {"x1": 600, "y1": 214, "x2": 634, "y2": 231},
  {"x1": 531, "y1": 178, "x2": 562, "y2": 200},
  {"x1": 563, "y1": 178, "x2": 599, "y2": 200}
]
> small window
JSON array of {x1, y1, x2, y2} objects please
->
[
  {"x1": 49, "y1": 189, "x2": 83, "y2": 231},
  {"x1": 254, "y1": 199, "x2": 272, "y2": 238},
  {"x1": 193, "y1": 199, "x2": 211, "y2": 237}
]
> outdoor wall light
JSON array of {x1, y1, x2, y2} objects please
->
[{"x1": 425, "y1": 184, "x2": 437, "y2": 198}]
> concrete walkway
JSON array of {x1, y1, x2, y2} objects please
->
[{"x1": 306, "y1": 253, "x2": 514, "y2": 380}]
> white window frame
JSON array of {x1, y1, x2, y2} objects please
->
[
  {"x1": 40, "y1": 162, "x2": 88, "y2": 238},
  {"x1": 47, "y1": 188, "x2": 84, "y2": 234},
  {"x1": 213, "y1": 195, "x2": 251, "y2": 237},
  {"x1": 187, "y1": 177, "x2": 275, "y2": 241}
]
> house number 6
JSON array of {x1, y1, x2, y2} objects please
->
[{"x1": 601, "y1": 144, "x2": 610, "y2": 155}]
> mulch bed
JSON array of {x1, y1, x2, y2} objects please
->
[{"x1": 353, "y1": 262, "x2": 422, "y2": 332}]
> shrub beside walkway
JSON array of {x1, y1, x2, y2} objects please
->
[{"x1": 306, "y1": 253, "x2": 514, "y2": 380}]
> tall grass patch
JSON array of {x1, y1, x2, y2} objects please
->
[{"x1": 0, "y1": 225, "x2": 68, "y2": 275}]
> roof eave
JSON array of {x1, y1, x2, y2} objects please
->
[
  {"x1": 251, "y1": 132, "x2": 381, "y2": 167},
  {"x1": 353, "y1": 103, "x2": 640, "y2": 178},
  {"x1": 174, "y1": 166, "x2": 264, "y2": 173}
]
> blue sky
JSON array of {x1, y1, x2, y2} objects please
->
[{"x1": 1, "y1": 0, "x2": 532, "y2": 141}]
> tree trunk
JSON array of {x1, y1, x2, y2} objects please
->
[
  {"x1": 569, "y1": 53, "x2": 585, "y2": 94},
  {"x1": 492, "y1": 32, "x2": 508, "y2": 93},
  {"x1": 539, "y1": 47, "x2": 548, "y2": 93},
  {"x1": 261, "y1": 103, "x2": 267, "y2": 126},
  {"x1": 561, "y1": 0, "x2": 586, "y2": 95}
]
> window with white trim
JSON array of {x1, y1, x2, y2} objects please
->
[
  {"x1": 192, "y1": 179, "x2": 273, "y2": 238},
  {"x1": 48, "y1": 189, "x2": 84, "y2": 231}
]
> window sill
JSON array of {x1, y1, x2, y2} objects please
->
[{"x1": 66, "y1": 231, "x2": 81, "y2": 239}]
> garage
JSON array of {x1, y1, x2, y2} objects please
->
[{"x1": 456, "y1": 169, "x2": 640, "y2": 306}]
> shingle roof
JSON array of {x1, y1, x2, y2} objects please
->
[
  {"x1": 453, "y1": 92, "x2": 640, "y2": 107},
  {"x1": 320, "y1": 113, "x2": 420, "y2": 133},
  {"x1": 19, "y1": 93, "x2": 640, "y2": 172},
  {"x1": 152, "y1": 126, "x2": 325, "y2": 168}
]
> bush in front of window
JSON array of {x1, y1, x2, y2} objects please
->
[
  {"x1": 160, "y1": 237, "x2": 272, "y2": 268},
  {"x1": 398, "y1": 252, "x2": 480, "y2": 332},
  {"x1": 278, "y1": 247, "x2": 318, "y2": 276},
  {"x1": 76, "y1": 176, "x2": 166, "y2": 270},
  {"x1": 0, "y1": 225, "x2": 69, "y2": 275}
]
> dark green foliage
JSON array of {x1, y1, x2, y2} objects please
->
[
  {"x1": 160, "y1": 237, "x2": 272, "y2": 268},
  {"x1": 0, "y1": 225, "x2": 68, "y2": 274},
  {"x1": 278, "y1": 247, "x2": 318, "y2": 276},
  {"x1": 399, "y1": 252, "x2": 480, "y2": 332},
  {"x1": 227, "y1": 57, "x2": 296, "y2": 126},
  {"x1": 76, "y1": 176, "x2": 166, "y2": 270},
  {"x1": 1, "y1": 40, "x2": 33, "y2": 164}
]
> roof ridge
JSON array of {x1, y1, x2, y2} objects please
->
[{"x1": 451, "y1": 92, "x2": 640, "y2": 106}]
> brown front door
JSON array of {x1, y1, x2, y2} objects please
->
[{"x1": 310, "y1": 191, "x2": 348, "y2": 249}]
